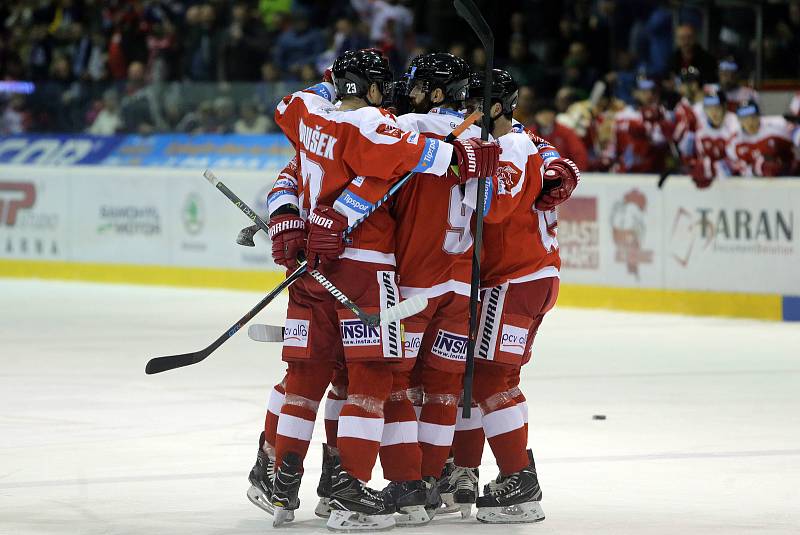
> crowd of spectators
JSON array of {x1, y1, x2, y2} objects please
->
[{"x1": 1, "y1": 0, "x2": 799, "y2": 178}]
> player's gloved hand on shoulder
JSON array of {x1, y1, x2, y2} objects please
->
[
  {"x1": 450, "y1": 137, "x2": 502, "y2": 182},
  {"x1": 268, "y1": 213, "x2": 306, "y2": 269},
  {"x1": 306, "y1": 205, "x2": 348, "y2": 267},
  {"x1": 535, "y1": 157, "x2": 581, "y2": 211}
]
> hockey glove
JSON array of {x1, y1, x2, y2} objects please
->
[
  {"x1": 450, "y1": 137, "x2": 502, "y2": 183},
  {"x1": 268, "y1": 214, "x2": 306, "y2": 269},
  {"x1": 306, "y1": 205, "x2": 348, "y2": 267},
  {"x1": 535, "y1": 157, "x2": 581, "y2": 211}
]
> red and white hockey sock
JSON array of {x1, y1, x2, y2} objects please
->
[
  {"x1": 263, "y1": 377, "x2": 286, "y2": 459},
  {"x1": 418, "y1": 368, "x2": 461, "y2": 478},
  {"x1": 324, "y1": 384, "x2": 347, "y2": 448},
  {"x1": 474, "y1": 363, "x2": 528, "y2": 475},
  {"x1": 274, "y1": 361, "x2": 333, "y2": 472},
  {"x1": 338, "y1": 362, "x2": 393, "y2": 483},
  {"x1": 452, "y1": 404, "x2": 485, "y2": 468},
  {"x1": 379, "y1": 383, "x2": 422, "y2": 482}
]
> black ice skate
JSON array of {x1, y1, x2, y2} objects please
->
[
  {"x1": 327, "y1": 469, "x2": 396, "y2": 532},
  {"x1": 448, "y1": 466, "x2": 478, "y2": 518},
  {"x1": 246, "y1": 432, "x2": 275, "y2": 515},
  {"x1": 382, "y1": 480, "x2": 431, "y2": 526},
  {"x1": 475, "y1": 454, "x2": 545, "y2": 524},
  {"x1": 315, "y1": 444, "x2": 339, "y2": 518},
  {"x1": 436, "y1": 458, "x2": 460, "y2": 514},
  {"x1": 271, "y1": 452, "x2": 302, "y2": 527},
  {"x1": 483, "y1": 448, "x2": 533, "y2": 495}
]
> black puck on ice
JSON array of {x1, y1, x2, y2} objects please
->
[{"x1": 592, "y1": 414, "x2": 606, "y2": 420}]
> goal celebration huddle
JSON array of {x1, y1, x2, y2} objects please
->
[{"x1": 238, "y1": 42, "x2": 581, "y2": 532}]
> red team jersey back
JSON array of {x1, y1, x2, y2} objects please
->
[
  {"x1": 481, "y1": 130, "x2": 560, "y2": 288},
  {"x1": 728, "y1": 116, "x2": 797, "y2": 176},
  {"x1": 393, "y1": 109, "x2": 482, "y2": 298}
]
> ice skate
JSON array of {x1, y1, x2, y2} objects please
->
[
  {"x1": 448, "y1": 466, "x2": 478, "y2": 519},
  {"x1": 382, "y1": 480, "x2": 431, "y2": 526},
  {"x1": 271, "y1": 452, "x2": 302, "y2": 527},
  {"x1": 436, "y1": 458, "x2": 460, "y2": 514},
  {"x1": 315, "y1": 444, "x2": 339, "y2": 518},
  {"x1": 327, "y1": 469, "x2": 396, "y2": 532},
  {"x1": 484, "y1": 449, "x2": 533, "y2": 495},
  {"x1": 246, "y1": 433, "x2": 275, "y2": 515},
  {"x1": 475, "y1": 460, "x2": 544, "y2": 524}
]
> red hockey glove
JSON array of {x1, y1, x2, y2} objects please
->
[
  {"x1": 689, "y1": 158, "x2": 713, "y2": 189},
  {"x1": 450, "y1": 137, "x2": 502, "y2": 183},
  {"x1": 268, "y1": 214, "x2": 306, "y2": 269},
  {"x1": 306, "y1": 205, "x2": 348, "y2": 267},
  {"x1": 535, "y1": 157, "x2": 581, "y2": 211},
  {"x1": 641, "y1": 105, "x2": 665, "y2": 123}
]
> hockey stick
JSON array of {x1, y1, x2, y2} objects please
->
[
  {"x1": 657, "y1": 138, "x2": 682, "y2": 189},
  {"x1": 145, "y1": 115, "x2": 480, "y2": 375},
  {"x1": 203, "y1": 169, "x2": 426, "y2": 327},
  {"x1": 145, "y1": 263, "x2": 306, "y2": 374},
  {"x1": 455, "y1": 0, "x2": 493, "y2": 418}
]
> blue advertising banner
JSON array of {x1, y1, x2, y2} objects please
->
[
  {"x1": 0, "y1": 135, "x2": 124, "y2": 165},
  {"x1": 101, "y1": 134, "x2": 294, "y2": 169}
]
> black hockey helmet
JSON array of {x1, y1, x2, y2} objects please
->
[
  {"x1": 467, "y1": 68, "x2": 519, "y2": 116},
  {"x1": 403, "y1": 52, "x2": 471, "y2": 104},
  {"x1": 331, "y1": 49, "x2": 394, "y2": 105}
]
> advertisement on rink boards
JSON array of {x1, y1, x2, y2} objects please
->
[
  {"x1": 0, "y1": 175, "x2": 68, "y2": 260},
  {"x1": 558, "y1": 175, "x2": 664, "y2": 289},
  {"x1": 558, "y1": 175, "x2": 800, "y2": 295},
  {"x1": 0, "y1": 165, "x2": 280, "y2": 271}
]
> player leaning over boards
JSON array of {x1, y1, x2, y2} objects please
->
[
  {"x1": 447, "y1": 69, "x2": 580, "y2": 524},
  {"x1": 261, "y1": 48, "x2": 501, "y2": 531}
]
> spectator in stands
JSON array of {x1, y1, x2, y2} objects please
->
[
  {"x1": 555, "y1": 86, "x2": 578, "y2": 114},
  {"x1": 219, "y1": 2, "x2": 268, "y2": 82},
  {"x1": 717, "y1": 59, "x2": 759, "y2": 113},
  {"x1": 27, "y1": 24, "x2": 54, "y2": 80},
  {"x1": 235, "y1": 101, "x2": 271, "y2": 134},
  {"x1": 528, "y1": 99, "x2": 589, "y2": 171},
  {"x1": 145, "y1": 18, "x2": 180, "y2": 82},
  {"x1": 256, "y1": 61, "x2": 291, "y2": 113},
  {"x1": 273, "y1": 11, "x2": 323, "y2": 77},
  {"x1": 183, "y1": 4, "x2": 222, "y2": 81},
  {"x1": 668, "y1": 24, "x2": 717, "y2": 85},
  {"x1": 332, "y1": 18, "x2": 370, "y2": 57},
  {"x1": 729, "y1": 101, "x2": 797, "y2": 177},
  {"x1": 560, "y1": 42, "x2": 596, "y2": 95},
  {"x1": 513, "y1": 86, "x2": 536, "y2": 127},
  {"x1": 507, "y1": 37, "x2": 544, "y2": 87},
  {"x1": 1, "y1": 95, "x2": 31, "y2": 135},
  {"x1": 87, "y1": 89, "x2": 122, "y2": 135}
]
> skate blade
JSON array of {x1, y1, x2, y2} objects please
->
[
  {"x1": 315, "y1": 497, "x2": 332, "y2": 519},
  {"x1": 246, "y1": 485, "x2": 274, "y2": 515},
  {"x1": 476, "y1": 502, "x2": 545, "y2": 524},
  {"x1": 438, "y1": 493, "x2": 460, "y2": 514},
  {"x1": 272, "y1": 506, "x2": 296, "y2": 527},
  {"x1": 458, "y1": 504, "x2": 472, "y2": 519},
  {"x1": 326, "y1": 510, "x2": 396, "y2": 532},
  {"x1": 395, "y1": 505, "x2": 431, "y2": 527}
]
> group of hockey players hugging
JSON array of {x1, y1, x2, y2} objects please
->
[{"x1": 244, "y1": 48, "x2": 580, "y2": 531}]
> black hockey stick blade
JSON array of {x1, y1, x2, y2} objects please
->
[
  {"x1": 145, "y1": 262, "x2": 307, "y2": 374},
  {"x1": 236, "y1": 224, "x2": 259, "y2": 246}
]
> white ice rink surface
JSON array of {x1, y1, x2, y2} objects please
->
[{"x1": 1, "y1": 279, "x2": 799, "y2": 535}]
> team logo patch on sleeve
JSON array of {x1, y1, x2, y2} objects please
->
[
  {"x1": 431, "y1": 329, "x2": 469, "y2": 362},
  {"x1": 340, "y1": 320, "x2": 382, "y2": 347},
  {"x1": 284, "y1": 319, "x2": 310, "y2": 348},
  {"x1": 499, "y1": 324, "x2": 528, "y2": 356}
]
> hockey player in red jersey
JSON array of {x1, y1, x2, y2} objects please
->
[
  {"x1": 610, "y1": 77, "x2": 674, "y2": 173},
  {"x1": 261, "y1": 48, "x2": 501, "y2": 531},
  {"x1": 367, "y1": 52, "x2": 483, "y2": 526},
  {"x1": 446, "y1": 69, "x2": 579, "y2": 524},
  {"x1": 729, "y1": 101, "x2": 797, "y2": 177},
  {"x1": 681, "y1": 90, "x2": 739, "y2": 187}
]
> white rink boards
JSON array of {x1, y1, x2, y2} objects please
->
[{"x1": 1, "y1": 279, "x2": 799, "y2": 534}]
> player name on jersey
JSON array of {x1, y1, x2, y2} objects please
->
[{"x1": 298, "y1": 119, "x2": 338, "y2": 160}]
